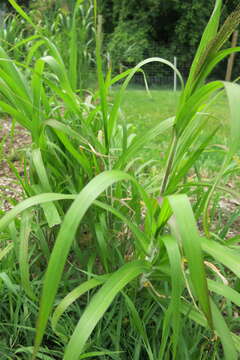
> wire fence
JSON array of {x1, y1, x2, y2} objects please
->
[
  {"x1": 127, "y1": 59, "x2": 189, "y2": 90},
  {"x1": 107, "y1": 58, "x2": 190, "y2": 91},
  {"x1": 108, "y1": 55, "x2": 234, "y2": 90},
  {"x1": 86, "y1": 55, "x2": 230, "y2": 91}
]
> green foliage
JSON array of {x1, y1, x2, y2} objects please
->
[
  {"x1": 107, "y1": 21, "x2": 149, "y2": 69},
  {"x1": 102, "y1": 0, "x2": 240, "y2": 78},
  {"x1": 0, "y1": 1, "x2": 240, "y2": 359}
]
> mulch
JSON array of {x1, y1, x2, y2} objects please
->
[{"x1": 0, "y1": 118, "x2": 31, "y2": 211}]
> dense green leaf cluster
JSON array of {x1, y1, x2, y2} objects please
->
[
  {"x1": 1, "y1": 1, "x2": 240, "y2": 359},
  {"x1": 2, "y1": 1, "x2": 240, "y2": 77},
  {"x1": 100, "y1": 0, "x2": 240, "y2": 77}
]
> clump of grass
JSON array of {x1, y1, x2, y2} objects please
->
[{"x1": 0, "y1": 0, "x2": 240, "y2": 359}]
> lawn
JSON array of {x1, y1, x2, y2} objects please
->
[
  {"x1": 116, "y1": 88, "x2": 232, "y2": 175},
  {"x1": 120, "y1": 88, "x2": 229, "y2": 137}
]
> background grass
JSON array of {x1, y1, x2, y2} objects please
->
[
  {"x1": 113, "y1": 88, "x2": 231, "y2": 175},
  {"x1": 119, "y1": 88, "x2": 229, "y2": 137}
]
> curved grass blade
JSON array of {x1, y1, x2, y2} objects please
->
[
  {"x1": 8, "y1": 0, "x2": 39, "y2": 32},
  {"x1": 108, "y1": 58, "x2": 183, "y2": 144},
  {"x1": 64, "y1": 260, "x2": 150, "y2": 360},
  {"x1": 159, "y1": 236, "x2": 184, "y2": 359},
  {"x1": 210, "y1": 299, "x2": 237, "y2": 360},
  {"x1": 52, "y1": 130, "x2": 92, "y2": 177},
  {"x1": 0, "y1": 45, "x2": 31, "y2": 98},
  {"x1": 0, "y1": 101, "x2": 32, "y2": 131},
  {"x1": 208, "y1": 279, "x2": 240, "y2": 307},
  {"x1": 180, "y1": 300, "x2": 240, "y2": 353},
  {"x1": 224, "y1": 82, "x2": 240, "y2": 157},
  {"x1": 183, "y1": 0, "x2": 222, "y2": 99},
  {"x1": 201, "y1": 238, "x2": 240, "y2": 278},
  {"x1": 19, "y1": 211, "x2": 36, "y2": 301},
  {"x1": 167, "y1": 126, "x2": 219, "y2": 194},
  {"x1": 168, "y1": 194, "x2": 213, "y2": 327},
  {"x1": 203, "y1": 81, "x2": 240, "y2": 235},
  {"x1": 195, "y1": 47, "x2": 240, "y2": 86},
  {"x1": 94, "y1": 200, "x2": 149, "y2": 254},
  {"x1": 26, "y1": 40, "x2": 46, "y2": 67},
  {"x1": 115, "y1": 117, "x2": 174, "y2": 169},
  {"x1": 33, "y1": 171, "x2": 140, "y2": 357},
  {"x1": 0, "y1": 243, "x2": 13, "y2": 262},
  {"x1": 123, "y1": 292, "x2": 154, "y2": 359},
  {"x1": 51, "y1": 278, "x2": 105, "y2": 336},
  {"x1": 0, "y1": 194, "x2": 75, "y2": 231},
  {"x1": 0, "y1": 194, "x2": 149, "y2": 256},
  {"x1": 32, "y1": 149, "x2": 61, "y2": 227},
  {"x1": 175, "y1": 81, "x2": 223, "y2": 135}
]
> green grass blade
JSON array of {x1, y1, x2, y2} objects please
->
[
  {"x1": 0, "y1": 194, "x2": 75, "y2": 231},
  {"x1": 26, "y1": 40, "x2": 46, "y2": 67},
  {"x1": 64, "y1": 260, "x2": 150, "y2": 360},
  {"x1": 176, "y1": 81, "x2": 223, "y2": 135},
  {"x1": 115, "y1": 117, "x2": 174, "y2": 169},
  {"x1": 52, "y1": 130, "x2": 92, "y2": 177},
  {"x1": 208, "y1": 279, "x2": 240, "y2": 307},
  {"x1": 168, "y1": 194, "x2": 213, "y2": 327},
  {"x1": 69, "y1": 4, "x2": 78, "y2": 91},
  {"x1": 40, "y1": 55, "x2": 72, "y2": 92},
  {"x1": 181, "y1": 300, "x2": 240, "y2": 354},
  {"x1": 0, "y1": 45, "x2": 32, "y2": 98},
  {"x1": 184, "y1": 0, "x2": 222, "y2": 98},
  {"x1": 32, "y1": 149, "x2": 51, "y2": 192},
  {"x1": 32, "y1": 149, "x2": 61, "y2": 227},
  {"x1": 78, "y1": 351, "x2": 122, "y2": 359},
  {"x1": 224, "y1": 82, "x2": 240, "y2": 157},
  {"x1": 159, "y1": 236, "x2": 184, "y2": 359},
  {"x1": 95, "y1": 16, "x2": 109, "y2": 151},
  {"x1": 195, "y1": 47, "x2": 240, "y2": 86},
  {"x1": 19, "y1": 211, "x2": 36, "y2": 301},
  {"x1": 108, "y1": 58, "x2": 183, "y2": 144},
  {"x1": 95, "y1": 222, "x2": 110, "y2": 272},
  {"x1": 33, "y1": 171, "x2": 138, "y2": 357},
  {"x1": 167, "y1": 126, "x2": 219, "y2": 193},
  {"x1": 0, "y1": 193, "x2": 149, "y2": 258},
  {"x1": 210, "y1": 300, "x2": 237, "y2": 360},
  {"x1": 0, "y1": 101, "x2": 32, "y2": 130},
  {"x1": 51, "y1": 278, "x2": 105, "y2": 335},
  {"x1": 123, "y1": 292, "x2": 153, "y2": 359},
  {"x1": 94, "y1": 200, "x2": 149, "y2": 254},
  {"x1": 31, "y1": 59, "x2": 45, "y2": 141},
  {"x1": 0, "y1": 243, "x2": 13, "y2": 262},
  {"x1": 201, "y1": 238, "x2": 240, "y2": 278},
  {"x1": 8, "y1": 0, "x2": 38, "y2": 31}
]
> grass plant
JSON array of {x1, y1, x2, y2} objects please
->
[{"x1": 0, "y1": 0, "x2": 240, "y2": 359}]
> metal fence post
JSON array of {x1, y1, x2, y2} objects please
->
[{"x1": 173, "y1": 56, "x2": 177, "y2": 91}]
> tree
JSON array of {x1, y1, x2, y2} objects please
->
[{"x1": 101, "y1": 0, "x2": 239, "y2": 78}]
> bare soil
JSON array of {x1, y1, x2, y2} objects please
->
[{"x1": 0, "y1": 118, "x2": 31, "y2": 211}]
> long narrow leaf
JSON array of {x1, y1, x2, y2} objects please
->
[
  {"x1": 64, "y1": 261, "x2": 150, "y2": 360},
  {"x1": 33, "y1": 171, "x2": 140, "y2": 357},
  {"x1": 168, "y1": 194, "x2": 212, "y2": 327}
]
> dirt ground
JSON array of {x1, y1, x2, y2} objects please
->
[{"x1": 0, "y1": 118, "x2": 30, "y2": 212}]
